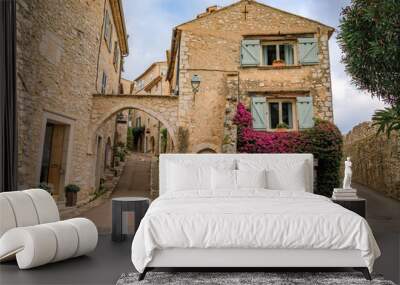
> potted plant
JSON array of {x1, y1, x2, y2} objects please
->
[
  {"x1": 272, "y1": 59, "x2": 285, "y2": 67},
  {"x1": 65, "y1": 184, "x2": 80, "y2": 207},
  {"x1": 275, "y1": 122, "x2": 289, "y2": 132}
]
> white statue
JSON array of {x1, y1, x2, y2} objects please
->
[{"x1": 343, "y1": 157, "x2": 352, "y2": 189}]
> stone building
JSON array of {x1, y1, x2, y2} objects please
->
[
  {"x1": 120, "y1": 78, "x2": 134, "y2": 94},
  {"x1": 125, "y1": 61, "x2": 174, "y2": 154},
  {"x1": 129, "y1": 110, "x2": 162, "y2": 154},
  {"x1": 134, "y1": 61, "x2": 170, "y2": 95},
  {"x1": 16, "y1": 0, "x2": 129, "y2": 204},
  {"x1": 343, "y1": 122, "x2": 400, "y2": 201},
  {"x1": 166, "y1": 0, "x2": 334, "y2": 153}
]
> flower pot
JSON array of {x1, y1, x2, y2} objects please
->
[
  {"x1": 65, "y1": 192, "x2": 77, "y2": 207},
  {"x1": 275, "y1": 128, "x2": 287, "y2": 132},
  {"x1": 272, "y1": 60, "x2": 285, "y2": 67}
]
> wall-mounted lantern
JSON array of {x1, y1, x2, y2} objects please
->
[{"x1": 191, "y1": 74, "x2": 201, "y2": 95}]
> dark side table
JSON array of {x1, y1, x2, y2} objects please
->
[
  {"x1": 332, "y1": 198, "x2": 366, "y2": 218},
  {"x1": 112, "y1": 197, "x2": 150, "y2": 242}
]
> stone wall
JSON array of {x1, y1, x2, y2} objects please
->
[
  {"x1": 343, "y1": 122, "x2": 400, "y2": 200},
  {"x1": 170, "y1": 0, "x2": 333, "y2": 153},
  {"x1": 97, "y1": 0, "x2": 123, "y2": 95},
  {"x1": 16, "y1": 0, "x2": 126, "y2": 203}
]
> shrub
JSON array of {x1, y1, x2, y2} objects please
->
[
  {"x1": 300, "y1": 119, "x2": 343, "y2": 197},
  {"x1": 65, "y1": 184, "x2": 80, "y2": 193},
  {"x1": 127, "y1": 127, "x2": 134, "y2": 150},
  {"x1": 234, "y1": 104, "x2": 343, "y2": 197},
  {"x1": 132, "y1": 126, "x2": 145, "y2": 140}
]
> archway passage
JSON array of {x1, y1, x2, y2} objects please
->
[{"x1": 89, "y1": 94, "x2": 178, "y2": 154}]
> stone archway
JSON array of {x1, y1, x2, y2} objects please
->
[
  {"x1": 192, "y1": 143, "x2": 219, "y2": 154},
  {"x1": 89, "y1": 94, "x2": 178, "y2": 154}
]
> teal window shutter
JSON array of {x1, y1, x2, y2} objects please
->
[
  {"x1": 296, "y1": 96, "x2": 314, "y2": 129},
  {"x1": 298, "y1": 38, "x2": 319, "y2": 64},
  {"x1": 251, "y1": 97, "x2": 266, "y2": 129},
  {"x1": 241, "y1": 39, "x2": 260, "y2": 66}
]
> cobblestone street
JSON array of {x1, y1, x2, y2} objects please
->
[{"x1": 80, "y1": 153, "x2": 152, "y2": 234}]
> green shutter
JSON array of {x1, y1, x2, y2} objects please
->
[
  {"x1": 241, "y1": 39, "x2": 260, "y2": 66},
  {"x1": 296, "y1": 96, "x2": 314, "y2": 129},
  {"x1": 251, "y1": 97, "x2": 266, "y2": 129},
  {"x1": 298, "y1": 38, "x2": 319, "y2": 64}
]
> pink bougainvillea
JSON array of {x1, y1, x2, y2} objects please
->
[
  {"x1": 233, "y1": 103, "x2": 343, "y2": 197},
  {"x1": 233, "y1": 103, "x2": 253, "y2": 128},
  {"x1": 233, "y1": 103, "x2": 306, "y2": 153},
  {"x1": 239, "y1": 128, "x2": 306, "y2": 153}
]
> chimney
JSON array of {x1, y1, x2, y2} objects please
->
[
  {"x1": 197, "y1": 5, "x2": 219, "y2": 18},
  {"x1": 206, "y1": 5, "x2": 218, "y2": 13}
]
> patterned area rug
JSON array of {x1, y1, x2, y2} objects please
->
[{"x1": 116, "y1": 272, "x2": 395, "y2": 285}]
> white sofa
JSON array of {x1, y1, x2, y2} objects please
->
[{"x1": 0, "y1": 189, "x2": 98, "y2": 269}]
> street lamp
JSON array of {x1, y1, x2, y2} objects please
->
[{"x1": 191, "y1": 74, "x2": 201, "y2": 95}]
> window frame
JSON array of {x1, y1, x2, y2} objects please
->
[
  {"x1": 266, "y1": 98, "x2": 298, "y2": 131},
  {"x1": 260, "y1": 41, "x2": 298, "y2": 66},
  {"x1": 103, "y1": 10, "x2": 112, "y2": 51},
  {"x1": 101, "y1": 72, "x2": 107, "y2": 94}
]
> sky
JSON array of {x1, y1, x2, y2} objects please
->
[{"x1": 121, "y1": 0, "x2": 386, "y2": 134}]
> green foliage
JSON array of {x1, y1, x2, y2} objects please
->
[
  {"x1": 300, "y1": 119, "x2": 343, "y2": 197},
  {"x1": 160, "y1": 128, "x2": 168, "y2": 153},
  {"x1": 372, "y1": 105, "x2": 400, "y2": 137},
  {"x1": 338, "y1": 0, "x2": 400, "y2": 136},
  {"x1": 338, "y1": 0, "x2": 400, "y2": 105},
  {"x1": 132, "y1": 126, "x2": 145, "y2": 139},
  {"x1": 276, "y1": 122, "x2": 289, "y2": 129},
  {"x1": 127, "y1": 127, "x2": 134, "y2": 150},
  {"x1": 235, "y1": 102, "x2": 343, "y2": 197},
  {"x1": 65, "y1": 184, "x2": 80, "y2": 193}
]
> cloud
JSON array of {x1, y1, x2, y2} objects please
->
[{"x1": 121, "y1": 0, "x2": 386, "y2": 133}]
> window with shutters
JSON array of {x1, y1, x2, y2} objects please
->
[
  {"x1": 261, "y1": 42, "x2": 296, "y2": 66},
  {"x1": 266, "y1": 99, "x2": 297, "y2": 131},
  {"x1": 298, "y1": 38, "x2": 319, "y2": 64},
  {"x1": 103, "y1": 10, "x2": 112, "y2": 51},
  {"x1": 251, "y1": 96, "x2": 314, "y2": 131}
]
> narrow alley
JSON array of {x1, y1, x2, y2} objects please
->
[{"x1": 80, "y1": 153, "x2": 152, "y2": 234}]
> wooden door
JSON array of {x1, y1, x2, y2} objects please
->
[{"x1": 48, "y1": 125, "x2": 65, "y2": 196}]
